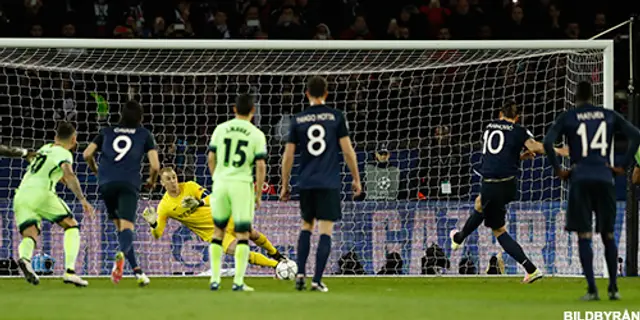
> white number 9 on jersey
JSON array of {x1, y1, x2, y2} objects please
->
[
  {"x1": 307, "y1": 124, "x2": 326, "y2": 156},
  {"x1": 113, "y1": 135, "x2": 133, "y2": 161}
]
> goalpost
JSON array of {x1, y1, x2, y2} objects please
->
[{"x1": 0, "y1": 38, "x2": 617, "y2": 277}]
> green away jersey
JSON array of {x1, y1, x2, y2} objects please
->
[
  {"x1": 19, "y1": 144, "x2": 73, "y2": 192},
  {"x1": 209, "y1": 118, "x2": 267, "y2": 183},
  {"x1": 636, "y1": 146, "x2": 640, "y2": 166}
]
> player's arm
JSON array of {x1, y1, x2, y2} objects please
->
[
  {"x1": 60, "y1": 162, "x2": 93, "y2": 215},
  {"x1": 144, "y1": 204, "x2": 169, "y2": 239},
  {"x1": 145, "y1": 132, "x2": 160, "y2": 188},
  {"x1": 542, "y1": 112, "x2": 567, "y2": 172},
  {"x1": 0, "y1": 144, "x2": 35, "y2": 161},
  {"x1": 613, "y1": 112, "x2": 640, "y2": 170},
  {"x1": 281, "y1": 143, "x2": 295, "y2": 196},
  {"x1": 83, "y1": 129, "x2": 104, "y2": 175},
  {"x1": 254, "y1": 132, "x2": 268, "y2": 206},
  {"x1": 181, "y1": 181, "x2": 210, "y2": 209},
  {"x1": 524, "y1": 139, "x2": 569, "y2": 157},
  {"x1": 633, "y1": 166, "x2": 640, "y2": 185},
  {"x1": 208, "y1": 127, "x2": 220, "y2": 176},
  {"x1": 337, "y1": 113, "x2": 361, "y2": 196},
  {"x1": 339, "y1": 136, "x2": 361, "y2": 191}
]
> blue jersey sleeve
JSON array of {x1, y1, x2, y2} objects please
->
[
  {"x1": 92, "y1": 129, "x2": 105, "y2": 149},
  {"x1": 144, "y1": 130, "x2": 157, "y2": 152},
  {"x1": 287, "y1": 118, "x2": 299, "y2": 144},
  {"x1": 613, "y1": 111, "x2": 640, "y2": 168},
  {"x1": 337, "y1": 112, "x2": 349, "y2": 139},
  {"x1": 543, "y1": 112, "x2": 566, "y2": 170}
]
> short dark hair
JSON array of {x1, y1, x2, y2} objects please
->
[
  {"x1": 235, "y1": 93, "x2": 255, "y2": 116},
  {"x1": 576, "y1": 81, "x2": 593, "y2": 102},
  {"x1": 307, "y1": 76, "x2": 328, "y2": 99},
  {"x1": 120, "y1": 100, "x2": 143, "y2": 127},
  {"x1": 56, "y1": 121, "x2": 76, "y2": 140},
  {"x1": 501, "y1": 101, "x2": 520, "y2": 119}
]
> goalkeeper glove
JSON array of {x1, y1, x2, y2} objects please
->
[
  {"x1": 142, "y1": 207, "x2": 158, "y2": 228},
  {"x1": 181, "y1": 196, "x2": 203, "y2": 210}
]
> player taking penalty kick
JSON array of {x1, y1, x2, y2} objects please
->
[
  {"x1": 142, "y1": 167, "x2": 286, "y2": 271},
  {"x1": 208, "y1": 93, "x2": 268, "y2": 292},
  {"x1": 13, "y1": 121, "x2": 94, "y2": 287},
  {"x1": 281, "y1": 76, "x2": 362, "y2": 292}
]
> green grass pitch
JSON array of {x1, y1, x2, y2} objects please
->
[{"x1": 1, "y1": 277, "x2": 639, "y2": 319}]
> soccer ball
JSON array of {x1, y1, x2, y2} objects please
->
[{"x1": 275, "y1": 259, "x2": 298, "y2": 280}]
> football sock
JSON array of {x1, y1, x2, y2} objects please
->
[
  {"x1": 253, "y1": 232, "x2": 278, "y2": 255},
  {"x1": 454, "y1": 210, "x2": 484, "y2": 244},
  {"x1": 118, "y1": 229, "x2": 139, "y2": 270},
  {"x1": 313, "y1": 234, "x2": 331, "y2": 284},
  {"x1": 249, "y1": 251, "x2": 278, "y2": 268},
  {"x1": 19, "y1": 237, "x2": 36, "y2": 261},
  {"x1": 209, "y1": 239, "x2": 223, "y2": 284},
  {"x1": 602, "y1": 237, "x2": 618, "y2": 292},
  {"x1": 296, "y1": 230, "x2": 312, "y2": 276},
  {"x1": 497, "y1": 232, "x2": 537, "y2": 274},
  {"x1": 233, "y1": 240, "x2": 250, "y2": 286},
  {"x1": 63, "y1": 227, "x2": 80, "y2": 272},
  {"x1": 578, "y1": 238, "x2": 597, "y2": 294}
]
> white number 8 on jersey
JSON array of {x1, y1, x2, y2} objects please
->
[{"x1": 307, "y1": 124, "x2": 326, "y2": 156}]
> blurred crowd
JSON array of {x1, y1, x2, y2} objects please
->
[
  {"x1": 0, "y1": 0, "x2": 629, "y2": 41},
  {"x1": 0, "y1": 0, "x2": 636, "y2": 201}
]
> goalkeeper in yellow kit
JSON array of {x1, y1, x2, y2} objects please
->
[{"x1": 142, "y1": 167, "x2": 286, "y2": 271}]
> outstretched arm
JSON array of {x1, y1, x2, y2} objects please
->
[
  {"x1": 543, "y1": 114, "x2": 565, "y2": 172},
  {"x1": 524, "y1": 139, "x2": 569, "y2": 157},
  {"x1": 614, "y1": 112, "x2": 640, "y2": 168},
  {"x1": 0, "y1": 145, "x2": 33, "y2": 160}
]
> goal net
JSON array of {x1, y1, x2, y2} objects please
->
[{"x1": 0, "y1": 39, "x2": 619, "y2": 277}]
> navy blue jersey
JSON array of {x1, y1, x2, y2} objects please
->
[
  {"x1": 288, "y1": 105, "x2": 349, "y2": 189},
  {"x1": 479, "y1": 120, "x2": 533, "y2": 179},
  {"x1": 93, "y1": 126, "x2": 156, "y2": 189},
  {"x1": 544, "y1": 104, "x2": 640, "y2": 183}
]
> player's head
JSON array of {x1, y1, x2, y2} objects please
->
[
  {"x1": 306, "y1": 76, "x2": 328, "y2": 102},
  {"x1": 120, "y1": 100, "x2": 143, "y2": 127},
  {"x1": 499, "y1": 101, "x2": 520, "y2": 122},
  {"x1": 576, "y1": 81, "x2": 593, "y2": 104},
  {"x1": 55, "y1": 121, "x2": 77, "y2": 149},
  {"x1": 234, "y1": 93, "x2": 255, "y2": 118},
  {"x1": 159, "y1": 167, "x2": 179, "y2": 193}
]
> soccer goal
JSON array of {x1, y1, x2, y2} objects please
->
[{"x1": 0, "y1": 38, "x2": 617, "y2": 277}]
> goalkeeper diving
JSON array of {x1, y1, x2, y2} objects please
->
[{"x1": 142, "y1": 167, "x2": 287, "y2": 272}]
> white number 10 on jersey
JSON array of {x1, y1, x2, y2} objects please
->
[{"x1": 482, "y1": 130, "x2": 505, "y2": 154}]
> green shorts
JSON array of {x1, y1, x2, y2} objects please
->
[
  {"x1": 211, "y1": 180, "x2": 254, "y2": 233},
  {"x1": 13, "y1": 188, "x2": 73, "y2": 233}
]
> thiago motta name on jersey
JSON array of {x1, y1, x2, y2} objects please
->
[
  {"x1": 296, "y1": 113, "x2": 336, "y2": 123},
  {"x1": 564, "y1": 310, "x2": 640, "y2": 320}
]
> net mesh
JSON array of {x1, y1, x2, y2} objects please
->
[{"x1": 0, "y1": 44, "x2": 617, "y2": 276}]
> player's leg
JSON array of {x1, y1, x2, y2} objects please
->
[
  {"x1": 224, "y1": 232, "x2": 279, "y2": 269},
  {"x1": 594, "y1": 183, "x2": 619, "y2": 300},
  {"x1": 209, "y1": 183, "x2": 231, "y2": 290},
  {"x1": 250, "y1": 228, "x2": 285, "y2": 261},
  {"x1": 566, "y1": 182, "x2": 598, "y2": 300},
  {"x1": 311, "y1": 189, "x2": 342, "y2": 292},
  {"x1": 484, "y1": 181, "x2": 541, "y2": 283},
  {"x1": 451, "y1": 194, "x2": 485, "y2": 249},
  {"x1": 56, "y1": 216, "x2": 88, "y2": 287},
  {"x1": 100, "y1": 184, "x2": 126, "y2": 284},
  {"x1": 116, "y1": 186, "x2": 148, "y2": 286},
  {"x1": 13, "y1": 192, "x2": 41, "y2": 285},
  {"x1": 229, "y1": 181, "x2": 255, "y2": 291},
  {"x1": 296, "y1": 189, "x2": 315, "y2": 290}
]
